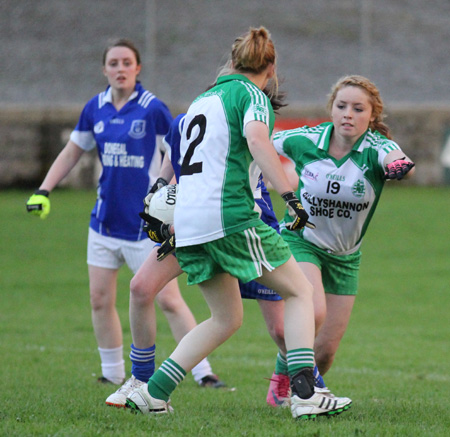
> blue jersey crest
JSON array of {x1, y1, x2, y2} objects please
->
[{"x1": 128, "y1": 120, "x2": 147, "y2": 139}]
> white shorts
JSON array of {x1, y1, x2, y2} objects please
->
[{"x1": 87, "y1": 228, "x2": 155, "y2": 274}]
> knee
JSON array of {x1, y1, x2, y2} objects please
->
[
  {"x1": 297, "y1": 279, "x2": 314, "y2": 301},
  {"x1": 90, "y1": 287, "x2": 112, "y2": 312},
  {"x1": 267, "y1": 321, "x2": 285, "y2": 349},
  {"x1": 315, "y1": 350, "x2": 335, "y2": 373},
  {"x1": 156, "y1": 293, "x2": 181, "y2": 314},
  {"x1": 233, "y1": 313, "x2": 244, "y2": 333},
  {"x1": 314, "y1": 307, "x2": 326, "y2": 333},
  {"x1": 216, "y1": 311, "x2": 243, "y2": 337},
  {"x1": 130, "y1": 274, "x2": 156, "y2": 305},
  {"x1": 227, "y1": 317, "x2": 243, "y2": 337}
]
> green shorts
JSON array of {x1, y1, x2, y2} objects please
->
[
  {"x1": 177, "y1": 224, "x2": 291, "y2": 286},
  {"x1": 281, "y1": 229, "x2": 361, "y2": 295}
]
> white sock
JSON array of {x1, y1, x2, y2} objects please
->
[
  {"x1": 191, "y1": 357, "x2": 213, "y2": 384},
  {"x1": 98, "y1": 346, "x2": 125, "y2": 384}
]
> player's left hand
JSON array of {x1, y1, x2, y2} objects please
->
[
  {"x1": 282, "y1": 191, "x2": 315, "y2": 231},
  {"x1": 143, "y1": 177, "x2": 169, "y2": 214},
  {"x1": 139, "y1": 212, "x2": 172, "y2": 243},
  {"x1": 157, "y1": 235, "x2": 176, "y2": 261},
  {"x1": 26, "y1": 189, "x2": 51, "y2": 220},
  {"x1": 384, "y1": 158, "x2": 415, "y2": 180}
]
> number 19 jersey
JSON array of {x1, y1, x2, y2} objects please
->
[
  {"x1": 274, "y1": 122, "x2": 403, "y2": 255},
  {"x1": 175, "y1": 74, "x2": 275, "y2": 247}
]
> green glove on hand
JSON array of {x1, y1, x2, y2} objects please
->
[{"x1": 26, "y1": 190, "x2": 51, "y2": 220}]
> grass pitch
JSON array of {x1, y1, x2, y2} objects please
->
[{"x1": 1, "y1": 186, "x2": 449, "y2": 436}]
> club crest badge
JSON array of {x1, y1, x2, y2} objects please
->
[
  {"x1": 94, "y1": 121, "x2": 104, "y2": 134},
  {"x1": 128, "y1": 120, "x2": 146, "y2": 139},
  {"x1": 352, "y1": 179, "x2": 365, "y2": 198}
]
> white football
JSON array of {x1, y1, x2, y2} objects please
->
[{"x1": 148, "y1": 184, "x2": 178, "y2": 225}]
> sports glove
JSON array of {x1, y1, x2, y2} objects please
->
[
  {"x1": 26, "y1": 189, "x2": 51, "y2": 220},
  {"x1": 143, "y1": 177, "x2": 169, "y2": 214},
  {"x1": 139, "y1": 211, "x2": 172, "y2": 243},
  {"x1": 384, "y1": 158, "x2": 415, "y2": 180},
  {"x1": 157, "y1": 235, "x2": 176, "y2": 262},
  {"x1": 282, "y1": 191, "x2": 316, "y2": 231}
]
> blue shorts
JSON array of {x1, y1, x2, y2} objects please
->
[
  {"x1": 239, "y1": 279, "x2": 282, "y2": 301},
  {"x1": 238, "y1": 181, "x2": 281, "y2": 300}
]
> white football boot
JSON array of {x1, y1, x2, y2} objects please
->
[
  {"x1": 105, "y1": 375, "x2": 145, "y2": 408},
  {"x1": 315, "y1": 386, "x2": 352, "y2": 403},
  {"x1": 291, "y1": 388, "x2": 352, "y2": 420},
  {"x1": 290, "y1": 368, "x2": 352, "y2": 420},
  {"x1": 126, "y1": 384, "x2": 173, "y2": 414}
]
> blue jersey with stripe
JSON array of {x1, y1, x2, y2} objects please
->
[
  {"x1": 70, "y1": 82, "x2": 172, "y2": 241},
  {"x1": 162, "y1": 113, "x2": 185, "y2": 182},
  {"x1": 163, "y1": 114, "x2": 281, "y2": 301}
]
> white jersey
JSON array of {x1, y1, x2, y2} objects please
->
[
  {"x1": 274, "y1": 122, "x2": 402, "y2": 254},
  {"x1": 175, "y1": 74, "x2": 275, "y2": 247}
]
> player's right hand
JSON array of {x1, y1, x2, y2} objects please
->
[
  {"x1": 384, "y1": 158, "x2": 415, "y2": 180},
  {"x1": 157, "y1": 235, "x2": 176, "y2": 261},
  {"x1": 143, "y1": 177, "x2": 169, "y2": 213},
  {"x1": 139, "y1": 211, "x2": 172, "y2": 243},
  {"x1": 26, "y1": 190, "x2": 51, "y2": 220},
  {"x1": 282, "y1": 191, "x2": 315, "y2": 231}
]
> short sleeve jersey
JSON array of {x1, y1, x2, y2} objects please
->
[
  {"x1": 273, "y1": 122, "x2": 402, "y2": 254},
  {"x1": 174, "y1": 74, "x2": 275, "y2": 247},
  {"x1": 164, "y1": 113, "x2": 279, "y2": 233},
  {"x1": 70, "y1": 82, "x2": 172, "y2": 241}
]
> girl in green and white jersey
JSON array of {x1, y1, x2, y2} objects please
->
[
  {"x1": 272, "y1": 75, "x2": 415, "y2": 385},
  {"x1": 126, "y1": 27, "x2": 352, "y2": 420}
]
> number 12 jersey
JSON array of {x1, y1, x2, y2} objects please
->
[{"x1": 175, "y1": 74, "x2": 275, "y2": 247}]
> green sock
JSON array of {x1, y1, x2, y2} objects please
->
[
  {"x1": 274, "y1": 351, "x2": 288, "y2": 375},
  {"x1": 147, "y1": 358, "x2": 186, "y2": 402},
  {"x1": 286, "y1": 348, "x2": 314, "y2": 377}
]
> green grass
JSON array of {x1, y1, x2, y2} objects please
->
[{"x1": 1, "y1": 186, "x2": 449, "y2": 436}]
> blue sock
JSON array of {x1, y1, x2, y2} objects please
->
[
  {"x1": 129, "y1": 344, "x2": 155, "y2": 383},
  {"x1": 313, "y1": 365, "x2": 326, "y2": 388}
]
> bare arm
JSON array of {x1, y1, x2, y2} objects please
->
[
  {"x1": 39, "y1": 140, "x2": 85, "y2": 192},
  {"x1": 159, "y1": 153, "x2": 176, "y2": 184},
  {"x1": 246, "y1": 120, "x2": 292, "y2": 196}
]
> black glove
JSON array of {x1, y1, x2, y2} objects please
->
[
  {"x1": 139, "y1": 212, "x2": 172, "y2": 243},
  {"x1": 157, "y1": 235, "x2": 176, "y2": 261},
  {"x1": 143, "y1": 177, "x2": 169, "y2": 213},
  {"x1": 384, "y1": 158, "x2": 415, "y2": 180},
  {"x1": 282, "y1": 191, "x2": 315, "y2": 231}
]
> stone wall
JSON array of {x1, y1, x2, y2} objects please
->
[
  {"x1": 2, "y1": 0, "x2": 450, "y2": 187},
  {"x1": 2, "y1": 104, "x2": 449, "y2": 189}
]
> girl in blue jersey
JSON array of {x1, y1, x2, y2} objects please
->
[{"x1": 26, "y1": 38, "x2": 221, "y2": 391}]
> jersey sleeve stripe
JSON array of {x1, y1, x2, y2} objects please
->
[
  {"x1": 138, "y1": 91, "x2": 156, "y2": 108},
  {"x1": 240, "y1": 80, "x2": 270, "y2": 124}
]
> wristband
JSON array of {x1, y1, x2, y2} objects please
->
[{"x1": 35, "y1": 189, "x2": 50, "y2": 197}]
